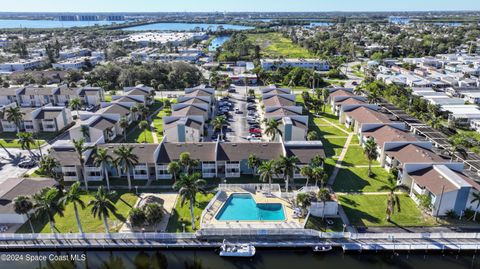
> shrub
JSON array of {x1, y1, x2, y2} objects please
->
[
  {"x1": 128, "y1": 208, "x2": 146, "y2": 228},
  {"x1": 144, "y1": 203, "x2": 164, "y2": 227},
  {"x1": 463, "y1": 208, "x2": 475, "y2": 220},
  {"x1": 445, "y1": 209, "x2": 458, "y2": 219}
]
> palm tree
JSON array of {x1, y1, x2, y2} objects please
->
[
  {"x1": 307, "y1": 131, "x2": 318, "y2": 141},
  {"x1": 312, "y1": 166, "x2": 327, "y2": 187},
  {"x1": 60, "y1": 182, "x2": 86, "y2": 233},
  {"x1": 119, "y1": 117, "x2": 129, "y2": 142},
  {"x1": 72, "y1": 139, "x2": 92, "y2": 189},
  {"x1": 277, "y1": 156, "x2": 300, "y2": 192},
  {"x1": 114, "y1": 145, "x2": 139, "y2": 190},
  {"x1": 13, "y1": 195, "x2": 35, "y2": 233},
  {"x1": 247, "y1": 154, "x2": 261, "y2": 176},
  {"x1": 167, "y1": 161, "x2": 180, "y2": 182},
  {"x1": 322, "y1": 88, "x2": 330, "y2": 112},
  {"x1": 137, "y1": 104, "x2": 149, "y2": 121},
  {"x1": 212, "y1": 116, "x2": 226, "y2": 138},
  {"x1": 39, "y1": 155, "x2": 60, "y2": 180},
  {"x1": 5, "y1": 106, "x2": 25, "y2": 134},
  {"x1": 179, "y1": 152, "x2": 199, "y2": 175},
  {"x1": 130, "y1": 105, "x2": 139, "y2": 121},
  {"x1": 296, "y1": 192, "x2": 316, "y2": 216},
  {"x1": 88, "y1": 186, "x2": 117, "y2": 234},
  {"x1": 367, "y1": 90, "x2": 381, "y2": 104},
  {"x1": 139, "y1": 120, "x2": 149, "y2": 143},
  {"x1": 93, "y1": 147, "x2": 114, "y2": 190},
  {"x1": 32, "y1": 187, "x2": 64, "y2": 234},
  {"x1": 80, "y1": 125, "x2": 91, "y2": 142},
  {"x1": 300, "y1": 166, "x2": 313, "y2": 187},
  {"x1": 69, "y1": 97, "x2": 82, "y2": 118},
  {"x1": 258, "y1": 160, "x2": 276, "y2": 194},
  {"x1": 317, "y1": 188, "x2": 331, "y2": 219},
  {"x1": 364, "y1": 137, "x2": 379, "y2": 177},
  {"x1": 173, "y1": 173, "x2": 206, "y2": 230},
  {"x1": 429, "y1": 115, "x2": 442, "y2": 129},
  {"x1": 264, "y1": 118, "x2": 282, "y2": 141},
  {"x1": 471, "y1": 192, "x2": 480, "y2": 221},
  {"x1": 378, "y1": 174, "x2": 409, "y2": 221},
  {"x1": 17, "y1": 132, "x2": 35, "y2": 156}
]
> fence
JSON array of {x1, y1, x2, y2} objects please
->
[
  {"x1": 0, "y1": 232, "x2": 196, "y2": 241},
  {"x1": 218, "y1": 184, "x2": 281, "y2": 194}
]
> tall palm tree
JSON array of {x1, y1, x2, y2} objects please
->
[
  {"x1": 69, "y1": 97, "x2": 82, "y2": 118},
  {"x1": 317, "y1": 188, "x2": 331, "y2": 219},
  {"x1": 17, "y1": 132, "x2": 35, "y2": 156},
  {"x1": 88, "y1": 186, "x2": 117, "y2": 234},
  {"x1": 312, "y1": 167, "x2": 328, "y2": 187},
  {"x1": 80, "y1": 125, "x2": 91, "y2": 142},
  {"x1": 259, "y1": 160, "x2": 276, "y2": 193},
  {"x1": 173, "y1": 173, "x2": 206, "y2": 230},
  {"x1": 300, "y1": 166, "x2": 313, "y2": 187},
  {"x1": 322, "y1": 88, "x2": 330, "y2": 112},
  {"x1": 247, "y1": 154, "x2": 261, "y2": 176},
  {"x1": 137, "y1": 104, "x2": 149, "y2": 121},
  {"x1": 60, "y1": 182, "x2": 86, "y2": 233},
  {"x1": 5, "y1": 106, "x2": 25, "y2": 134},
  {"x1": 13, "y1": 195, "x2": 35, "y2": 233},
  {"x1": 92, "y1": 147, "x2": 114, "y2": 191},
  {"x1": 32, "y1": 187, "x2": 64, "y2": 234},
  {"x1": 119, "y1": 116, "x2": 129, "y2": 142},
  {"x1": 139, "y1": 120, "x2": 149, "y2": 143},
  {"x1": 367, "y1": 90, "x2": 381, "y2": 104},
  {"x1": 114, "y1": 145, "x2": 139, "y2": 190},
  {"x1": 179, "y1": 152, "x2": 199, "y2": 175},
  {"x1": 277, "y1": 156, "x2": 300, "y2": 192},
  {"x1": 471, "y1": 192, "x2": 480, "y2": 221},
  {"x1": 130, "y1": 105, "x2": 139, "y2": 121},
  {"x1": 264, "y1": 118, "x2": 282, "y2": 141},
  {"x1": 167, "y1": 161, "x2": 180, "y2": 182},
  {"x1": 364, "y1": 137, "x2": 379, "y2": 177},
  {"x1": 72, "y1": 139, "x2": 92, "y2": 189},
  {"x1": 212, "y1": 116, "x2": 226, "y2": 138},
  {"x1": 378, "y1": 174, "x2": 409, "y2": 221}
]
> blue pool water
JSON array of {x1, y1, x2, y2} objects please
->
[{"x1": 216, "y1": 193, "x2": 285, "y2": 221}]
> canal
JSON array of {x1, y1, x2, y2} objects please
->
[{"x1": 1, "y1": 249, "x2": 479, "y2": 269}]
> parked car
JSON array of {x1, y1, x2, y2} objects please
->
[
  {"x1": 18, "y1": 159, "x2": 37, "y2": 168},
  {"x1": 249, "y1": 128, "x2": 262, "y2": 134}
]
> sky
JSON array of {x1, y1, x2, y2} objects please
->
[{"x1": 1, "y1": 0, "x2": 480, "y2": 13}]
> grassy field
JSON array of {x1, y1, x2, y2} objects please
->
[
  {"x1": 333, "y1": 167, "x2": 392, "y2": 193},
  {"x1": 0, "y1": 139, "x2": 45, "y2": 149},
  {"x1": 339, "y1": 194, "x2": 437, "y2": 227},
  {"x1": 305, "y1": 216, "x2": 344, "y2": 232},
  {"x1": 126, "y1": 126, "x2": 154, "y2": 143},
  {"x1": 321, "y1": 137, "x2": 348, "y2": 158},
  {"x1": 153, "y1": 109, "x2": 171, "y2": 139},
  {"x1": 17, "y1": 192, "x2": 138, "y2": 233},
  {"x1": 167, "y1": 193, "x2": 215, "y2": 232},
  {"x1": 247, "y1": 33, "x2": 314, "y2": 58},
  {"x1": 342, "y1": 145, "x2": 380, "y2": 167}
]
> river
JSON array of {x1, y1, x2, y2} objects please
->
[
  {"x1": 1, "y1": 249, "x2": 478, "y2": 269},
  {"x1": 122, "y1": 23, "x2": 254, "y2": 32}
]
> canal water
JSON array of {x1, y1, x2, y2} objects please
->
[{"x1": 1, "y1": 249, "x2": 479, "y2": 269}]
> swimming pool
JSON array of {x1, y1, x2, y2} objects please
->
[{"x1": 215, "y1": 193, "x2": 286, "y2": 221}]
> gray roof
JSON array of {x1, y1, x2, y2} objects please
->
[
  {"x1": 90, "y1": 117, "x2": 117, "y2": 131},
  {"x1": 217, "y1": 142, "x2": 284, "y2": 162},
  {"x1": 0, "y1": 178, "x2": 57, "y2": 214},
  {"x1": 157, "y1": 142, "x2": 216, "y2": 163}
]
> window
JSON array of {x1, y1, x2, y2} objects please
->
[
  {"x1": 88, "y1": 171, "x2": 101, "y2": 177},
  {"x1": 65, "y1": 171, "x2": 76, "y2": 177}
]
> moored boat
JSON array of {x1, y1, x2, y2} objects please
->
[{"x1": 219, "y1": 240, "x2": 256, "y2": 257}]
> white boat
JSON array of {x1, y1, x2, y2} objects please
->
[
  {"x1": 219, "y1": 240, "x2": 256, "y2": 257},
  {"x1": 313, "y1": 244, "x2": 333, "y2": 252}
]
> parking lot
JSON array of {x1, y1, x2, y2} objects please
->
[{"x1": 207, "y1": 86, "x2": 264, "y2": 143}]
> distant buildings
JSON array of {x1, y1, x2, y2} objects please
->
[
  {"x1": 261, "y1": 58, "x2": 330, "y2": 71},
  {"x1": 126, "y1": 32, "x2": 208, "y2": 46}
]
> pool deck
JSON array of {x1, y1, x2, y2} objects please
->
[{"x1": 201, "y1": 191, "x2": 304, "y2": 229}]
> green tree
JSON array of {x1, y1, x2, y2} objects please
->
[
  {"x1": 119, "y1": 116, "x2": 129, "y2": 142},
  {"x1": 167, "y1": 161, "x2": 181, "y2": 182},
  {"x1": 296, "y1": 192, "x2": 316, "y2": 216},
  {"x1": 69, "y1": 97, "x2": 82, "y2": 118},
  {"x1": 277, "y1": 156, "x2": 300, "y2": 192},
  {"x1": 300, "y1": 166, "x2": 313, "y2": 187},
  {"x1": 247, "y1": 154, "x2": 261, "y2": 176},
  {"x1": 88, "y1": 186, "x2": 117, "y2": 234},
  {"x1": 307, "y1": 131, "x2": 318, "y2": 141},
  {"x1": 212, "y1": 116, "x2": 226, "y2": 137},
  {"x1": 173, "y1": 173, "x2": 206, "y2": 230},
  {"x1": 114, "y1": 145, "x2": 139, "y2": 190},
  {"x1": 258, "y1": 160, "x2": 276, "y2": 194},
  {"x1": 179, "y1": 152, "x2": 199, "y2": 175},
  {"x1": 317, "y1": 188, "x2": 332, "y2": 219},
  {"x1": 13, "y1": 195, "x2": 35, "y2": 233},
  {"x1": 144, "y1": 203, "x2": 163, "y2": 232},
  {"x1": 5, "y1": 106, "x2": 25, "y2": 134},
  {"x1": 72, "y1": 139, "x2": 92, "y2": 189},
  {"x1": 33, "y1": 187, "x2": 64, "y2": 234},
  {"x1": 59, "y1": 182, "x2": 86, "y2": 233},
  {"x1": 139, "y1": 120, "x2": 149, "y2": 143},
  {"x1": 92, "y1": 147, "x2": 114, "y2": 191},
  {"x1": 378, "y1": 173, "x2": 409, "y2": 221},
  {"x1": 363, "y1": 137, "x2": 379, "y2": 177},
  {"x1": 264, "y1": 118, "x2": 282, "y2": 141},
  {"x1": 128, "y1": 208, "x2": 146, "y2": 229},
  {"x1": 17, "y1": 132, "x2": 35, "y2": 156}
]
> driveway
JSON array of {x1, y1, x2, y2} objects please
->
[{"x1": 0, "y1": 148, "x2": 39, "y2": 183}]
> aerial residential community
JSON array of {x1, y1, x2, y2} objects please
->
[{"x1": 0, "y1": 1, "x2": 480, "y2": 268}]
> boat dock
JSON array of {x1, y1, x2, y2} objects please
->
[{"x1": 1, "y1": 230, "x2": 480, "y2": 252}]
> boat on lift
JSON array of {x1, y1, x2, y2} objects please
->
[
  {"x1": 219, "y1": 239, "x2": 256, "y2": 257},
  {"x1": 313, "y1": 244, "x2": 333, "y2": 252}
]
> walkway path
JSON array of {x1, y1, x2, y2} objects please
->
[{"x1": 328, "y1": 133, "x2": 353, "y2": 186}]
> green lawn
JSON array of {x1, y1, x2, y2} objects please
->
[
  {"x1": 167, "y1": 193, "x2": 214, "y2": 232},
  {"x1": 126, "y1": 126, "x2": 154, "y2": 143},
  {"x1": 350, "y1": 135, "x2": 360, "y2": 145},
  {"x1": 321, "y1": 137, "x2": 348, "y2": 158},
  {"x1": 0, "y1": 139, "x2": 45, "y2": 149},
  {"x1": 339, "y1": 194, "x2": 437, "y2": 227},
  {"x1": 17, "y1": 192, "x2": 139, "y2": 233},
  {"x1": 333, "y1": 167, "x2": 392, "y2": 193},
  {"x1": 315, "y1": 123, "x2": 349, "y2": 137},
  {"x1": 246, "y1": 33, "x2": 314, "y2": 58},
  {"x1": 305, "y1": 216, "x2": 344, "y2": 232},
  {"x1": 153, "y1": 109, "x2": 171, "y2": 139},
  {"x1": 342, "y1": 145, "x2": 379, "y2": 167}
]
